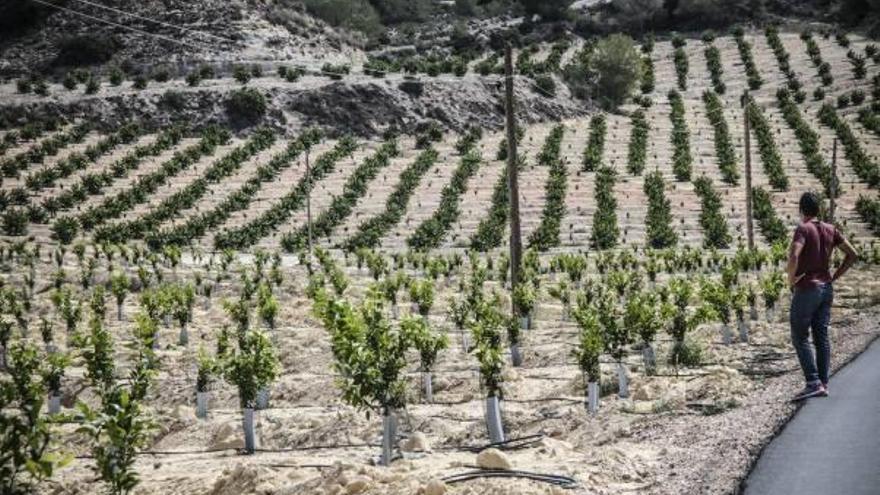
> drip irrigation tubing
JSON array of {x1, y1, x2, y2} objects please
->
[{"x1": 442, "y1": 468, "x2": 579, "y2": 489}]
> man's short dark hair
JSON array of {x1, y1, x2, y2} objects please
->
[{"x1": 799, "y1": 192, "x2": 820, "y2": 217}]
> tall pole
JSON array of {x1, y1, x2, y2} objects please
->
[
  {"x1": 306, "y1": 148, "x2": 313, "y2": 254},
  {"x1": 830, "y1": 138, "x2": 838, "y2": 223},
  {"x1": 505, "y1": 44, "x2": 523, "y2": 317},
  {"x1": 742, "y1": 91, "x2": 755, "y2": 250}
]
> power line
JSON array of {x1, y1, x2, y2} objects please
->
[
  {"x1": 70, "y1": 0, "x2": 239, "y2": 45},
  {"x1": 27, "y1": 0, "x2": 211, "y2": 51}
]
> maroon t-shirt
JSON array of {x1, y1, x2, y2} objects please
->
[{"x1": 792, "y1": 220, "x2": 843, "y2": 289}]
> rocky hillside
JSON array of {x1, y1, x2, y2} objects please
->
[{"x1": 0, "y1": 0, "x2": 363, "y2": 78}]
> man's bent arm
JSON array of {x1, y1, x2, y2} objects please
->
[
  {"x1": 787, "y1": 240, "x2": 804, "y2": 288},
  {"x1": 832, "y1": 238, "x2": 858, "y2": 282}
]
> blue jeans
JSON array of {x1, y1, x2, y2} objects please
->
[{"x1": 789, "y1": 282, "x2": 833, "y2": 385}]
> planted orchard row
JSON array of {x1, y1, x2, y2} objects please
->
[
  {"x1": 591, "y1": 166, "x2": 619, "y2": 250},
  {"x1": 92, "y1": 128, "x2": 278, "y2": 244},
  {"x1": 22, "y1": 124, "x2": 141, "y2": 193},
  {"x1": 146, "y1": 130, "x2": 323, "y2": 249},
  {"x1": 704, "y1": 44, "x2": 726, "y2": 94},
  {"x1": 801, "y1": 31, "x2": 834, "y2": 87},
  {"x1": 818, "y1": 103, "x2": 880, "y2": 188},
  {"x1": 528, "y1": 125, "x2": 567, "y2": 251},
  {"x1": 764, "y1": 26, "x2": 806, "y2": 102},
  {"x1": 406, "y1": 133, "x2": 483, "y2": 251},
  {"x1": 470, "y1": 160, "x2": 515, "y2": 252},
  {"x1": 751, "y1": 187, "x2": 787, "y2": 243},
  {"x1": 693, "y1": 176, "x2": 732, "y2": 249},
  {"x1": 73, "y1": 127, "x2": 231, "y2": 233},
  {"x1": 39, "y1": 126, "x2": 186, "y2": 218},
  {"x1": 746, "y1": 97, "x2": 789, "y2": 191},
  {"x1": 280, "y1": 140, "x2": 400, "y2": 251},
  {"x1": 733, "y1": 29, "x2": 763, "y2": 90},
  {"x1": 668, "y1": 90, "x2": 693, "y2": 182},
  {"x1": 644, "y1": 171, "x2": 678, "y2": 249},
  {"x1": 673, "y1": 42, "x2": 689, "y2": 91},
  {"x1": 0, "y1": 120, "x2": 60, "y2": 158},
  {"x1": 702, "y1": 90, "x2": 739, "y2": 185},
  {"x1": 212, "y1": 137, "x2": 357, "y2": 250},
  {"x1": 856, "y1": 196, "x2": 880, "y2": 235},
  {"x1": 582, "y1": 114, "x2": 606, "y2": 172},
  {"x1": 775, "y1": 89, "x2": 837, "y2": 197},
  {"x1": 627, "y1": 110, "x2": 649, "y2": 175},
  {"x1": 0, "y1": 123, "x2": 90, "y2": 179},
  {"x1": 342, "y1": 147, "x2": 439, "y2": 250}
]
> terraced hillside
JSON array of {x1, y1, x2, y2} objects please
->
[{"x1": 1, "y1": 22, "x2": 880, "y2": 495}]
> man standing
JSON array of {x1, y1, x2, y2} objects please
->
[{"x1": 787, "y1": 192, "x2": 858, "y2": 401}]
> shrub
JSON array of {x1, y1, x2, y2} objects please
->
[
  {"x1": 225, "y1": 88, "x2": 267, "y2": 125},
  {"x1": 84, "y1": 77, "x2": 100, "y2": 95},
  {"x1": 132, "y1": 76, "x2": 148, "y2": 90},
  {"x1": 519, "y1": 0, "x2": 572, "y2": 20},
  {"x1": 15, "y1": 78, "x2": 31, "y2": 94},
  {"x1": 55, "y1": 35, "x2": 118, "y2": 66},
  {"x1": 186, "y1": 71, "x2": 201, "y2": 87},
  {"x1": 533, "y1": 74, "x2": 556, "y2": 97},
  {"x1": 233, "y1": 65, "x2": 251, "y2": 84},
  {"x1": 838, "y1": 93, "x2": 851, "y2": 108},
  {"x1": 109, "y1": 67, "x2": 124, "y2": 86},
  {"x1": 587, "y1": 34, "x2": 642, "y2": 108}
]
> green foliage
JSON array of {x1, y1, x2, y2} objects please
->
[
  {"x1": 668, "y1": 90, "x2": 693, "y2": 182},
  {"x1": 572, "y1": 302, "x2": 603, "y2": 382},
  {"x1": 343, "y1": 148, "x2": 438, "y2": 250},
  {"x1": 819, "y1": 103, "x2": 880, "y2": 188},
  {"x1": 407, "y1": 151, "x2": 481, "y2": 250},
  {"x1": 528, "y1": 125, "x2": 567, "y2": 251},
  {"x1": 702, "y1": 91, "x2": 738, "y2": 185},
  {"x1": 673, "y1": 46, "x2": 688, "y2": 91},
  {"x1": 405, "y1": 316, "x2": 449, "y2": 372},
  {"x1": 644, "y1": 171, "x2": 678, "y2": 249},
  {"x1": 226, "y1": 88, "x2": 267, "y2": 125},
  {"x1": 627, "y1": 110, "x2": 649, "y2": 175},
  {"x1": 591, "y1": 166, "x2": 619, "y2": 250},
  {"x1": 1, "y1": 343, "x2": 71, "y2": 494},
  {"x1": 312, "y1": 289, "x2": 416, "y2": 412},
  {"x1": 221, "y1": 330, "x2": 279, "y2": 409},
  {"x1": 760, "y1": 271, "x2": 785, "y2": 309},
  {"x1": 752, "y1": 187, "x2": 787, "y2": 243},
  {"x1": 582, "y1": 115, "x2": 606, "y2": 172},
  {"x1": 281, "y1": 140, "x2": 399, "y2": 251},
  {"x1": 469, "y1": 294, "x2": 505, "y2": 397},
  {"x1": 693, "y1": 176, "x2": 731, "y2": 249},
  {"x1": 733, "y1": 30, "x2": 763, "y2": 89}
]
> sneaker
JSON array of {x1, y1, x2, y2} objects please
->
[
  {"x1": 792, "y1": 382, "x2": 824, "y2": 401},
  {"x1": 818, "y1": 383, "x2": 829, "y2": 397}
]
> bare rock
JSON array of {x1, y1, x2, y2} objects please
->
[
  {"x1": 402, "y1": 432, "x2": 430, "y2": 452},
  {"x1": 423, "y1": 479, "x2": 447, "y2": 495},
  {"x1": 343, "y1": 476, "x2": 370, "y2": 494},
  {"x1": 476, "y1": 448, "x2": 512, "y2": 470}
]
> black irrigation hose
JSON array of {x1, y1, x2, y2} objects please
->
[
  {"x1": 453, "y1": 434, "x2": 545, "y2": 454},
  {"x1": 442, "y1": 468, "x2": 578, "y2": 489}
]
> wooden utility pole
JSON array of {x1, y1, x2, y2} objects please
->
[
  {"x1": 306, "y1": 148, "x2": 313, "y2": 254},
  {"x1": 742, "y1": 91, "x2": 755, "y2": 250},
  {"x1": 504, "y1": 44, "x2": 523, "y2": 315},
  {"x1": 830, "y1": 138, "x2": 838, "y2": 223}
]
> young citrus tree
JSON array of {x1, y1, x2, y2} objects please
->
[
  {"x1": 469, "y1": 292, "x2": 506, "y2": 443},
  {"x1": 312, "y1": 287, "x2": 417, "y2": 465},
  {"x1": 573, "y1": 302, "x2": 603, "y2": 413},
  {"x1": 403, "y1": 316, "x2": 449, "y2": 403}
]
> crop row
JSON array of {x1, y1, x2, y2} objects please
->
[
  {"x1": 733, "y1": 30, "x2": 763, "y2": 90},
  {"x1": 591, "y1": 166, "x2": 619, "y2": 249},
  {"x1": 469, "y1": 160, "x2": 514, "y2": 252},
  {"x1": 702, "y1": 90, "x2": 739, "y2": 185},
  {"x1": 746, "y1": 97, "x2": 789, "y2": 191},
  {"x1": 38, "y1": 127, "x2": 186, "y2": 218},
  {"x1": 145, "y1": 130, "x2": 324, "y2": 249},
  {"x1": 406, "y1": 144, "x2": 482, "y2": 251},
  {"x1": 92, "y1": 129, "x2": 278, "y2": 244},
  {"x1": 693, "y1": 176, "x2": 732, "y2": 249},
  {"x1": 703, "y1": 44, "x2": 726, "y2": 94},
  {"x1": 856, "y1": 196, "x2": 880, "y2": 235},
  {"x1": 673, "y1": 45, "x2": 689, "y2": 91},
  {"x1": 668, "y1": 90, "x2": 693, "y2": 182},
  {"x1": 764, "y1": 26, "x2": 806, "y2": 102},
  {"x1": 280, "y1": 140, "x2": 400, "y2": 251},
  {"x1": 627, "y1": 110, "x2": 649, "y2": 175},
  {"x1": 644, "y1": 171, "x2": 678, "y2": 248},
  {"x1": 342, "y1": 148, "x2": 439, "y2": 250},
  {"x1": 776, "y1": 89, "x2": 837, "y2": 197},
  {"x1": 0, "y1": 120, "x2": 58, "y2": 157},
  {"x1": 751, "y1": 187, "x2": 787, "y2": 243},
  {"x1": 801, "y1": 31, "x2": 834, "y2": 86},
  {"x1": 212, "y1": 136, "x2": 358, "y2": 250},
  {"x1": 23, "y1": 124, "x2": 141, "y2": 193},
  {"x1": 1, "y1": 123, "x2": 90, "y2": 179},
  {"x1": 582, "y1": 114, "x2": 606, "y2": 172},
  {"x1": 528, "y1": 125, "x2": 567, "y2": 251},
  {"x1": 73, "y1": 127, "x2": 231, "y2": 232},
  {"x1": 818, "y1": 103, "x2": 880, "y2": 188}
]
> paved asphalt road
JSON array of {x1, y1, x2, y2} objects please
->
[{"x1": 742, "y1": 337, "x2": 880, "y2": 495}]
